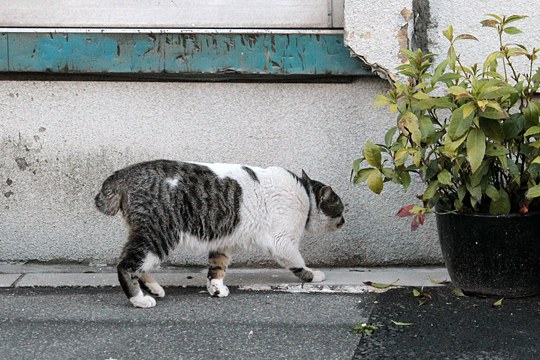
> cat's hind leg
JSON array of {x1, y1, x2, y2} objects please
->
[
  {"x1": 206, "y1": 250, "x2": 232, "y2": 297},
  {"x1": 117, "y1": 239, "x2": 161, "y2": 308},
  {"x1": 269, "y1": 238, "x2": 325, "y2": 283}
]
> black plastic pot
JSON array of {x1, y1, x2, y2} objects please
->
[{"x1": 436, "y1": 211, "x2": 540, "y2": 298}]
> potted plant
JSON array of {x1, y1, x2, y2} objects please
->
[{"x1": 352, "y1": 15, "x2": 540, "y2": 297}]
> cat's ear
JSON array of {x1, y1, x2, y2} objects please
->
[
  {"x1": 301, "y1": 169, "x2": 310, "y2": 182},
  {"x1": 320, "y1": 186, "x2": 334, "y2": 202}
]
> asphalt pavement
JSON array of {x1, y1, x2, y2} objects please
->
[{"x1": 1, "y1": 264, "x2": 539, "y2": 359}]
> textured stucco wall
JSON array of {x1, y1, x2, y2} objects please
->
[
  {"x1": 345, "y1": 0, "x2": 540, "y2": 80},
  {"x1": 0, "y1": 79, "x2": 441, "y2": 266},
  {"x1": 427, "y1": 2, "x2": 540, "y2": 72}
]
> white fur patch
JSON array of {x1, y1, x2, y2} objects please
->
[
  {"x1": 165, "y1": 177, "x2": 180, "y2": 187},
  {"x1": 139, "y1": 253, "x2": 161, "y2": 273},
  {"x1": 312, "y1": 270, "x2": 325, "y2": 282},
  {"x1": 207, "y1": 278, "x2": 230, "y2": 297},
  {"x1": 129, "y1": 290, "x2": 156, "y2": 308},
  {"x1": 145, "y1": 281, "x2": 165, "y2": 298}
]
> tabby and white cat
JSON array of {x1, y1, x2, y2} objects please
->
[{"x1": 95, "y1": 160, "x2": 345, "y2": 308}]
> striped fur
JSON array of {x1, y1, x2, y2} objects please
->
[{"x1": 95, "y1": 160, "x2": 344, "y2": 308}]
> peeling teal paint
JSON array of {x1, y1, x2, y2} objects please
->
[
  {"x1": 0, "y1": 33, "x2": 8, "y2": 71},
  {"x1": 4, "y1": 33, "x2": 370, "y2": 76}
]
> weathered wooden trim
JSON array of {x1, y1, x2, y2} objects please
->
[
  {"x1": 0, "y1": 0, "x2": 342, "y2": 29},
  {"x1": 2, "y1": 33, "x2": 371, "y2": 77},
  {"x1": 0, "y1": 28, "x2": 345, "y2": 35},
  {"x1": 0, "y1": 33, "x2": 7, "y2": 71}
]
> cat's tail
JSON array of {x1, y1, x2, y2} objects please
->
[{"x1": 95, "y1": 175, "x2": 123, "y2": 216}]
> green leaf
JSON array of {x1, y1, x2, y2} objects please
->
[
  {"x1": 399, "y1": 112, "x2": 422, "y2": 146},
  {"x1": 363, "y1": 141, "x2": 382, "y2": 168},
  {"x1": 489, "y1": 188, "x2": 511, "y2": 214},
  {"x1": 385, "y1": 127, "x2": 398, "y2": 148},
  {"x1": 483, "y1": 51, "x2": 501, "y2": 72},
  {"x1": 437, "y1": 170, "x2": 453, "y2": 185},
  {"x1": 526, "y1": 184, "x2": 540, "y2": 199},
  {"x1": 352, "y1": 158, "x2": 362, "y2": 174},
  {"x1": 448, "y1": 103, "x2": 476, "y2": 140},
  {"x1": 446, "y1": 86, "x2": 470, "y2": 96},
  {"x1": 438, "y1": 73, "x2": 462, "y2": 83},
  {"x1": 394, "y1": 148, "x2": 410, "y2": 166},
  {"x1": 367, "y1": 168, "x2": 384, "y2": 194},
  {"x1": 467, "y1": 182, "x2": 483, "y2": 202},
  {"x1": 466, "y1": 128, "x2": 486, "y2": 173},
  {"x1": 486, "y1": 14, "x2": 503, "y2": 22},
  {"x1": 479, "y1": 118, "x2": 504, "y2": 142},
  {"x1": 503, "y1": 26, "x2": 523, "y2": 35},
  {"x1": 505, "y1": 15, "x2": 528, "y2": 24},
  {"x1": 400, "y1": 171, "x2": 412, "y2": 192},
  {"x1": 374, "y1": 94, "x2": 394, "y2": 107},
  {"x1": 415, "y1": 97, "x2": 454, "y2": 111},
  {"x1": 444, "y1": 133, "x2": 467, "y2": 156},
  {"x1": 503, "y1": 114, "x2": 524, "y2": 139},
  {"x1": 353, "y1": 168, "x2": 374, "y2": 184},
  {"x1": 492, "y1": 298, "x2": 504, "y2": 308},
  {"x1": 413, "y1": 92, "x2": 430, "y2": 100},
  {"x1": 455, "y1": 34, "x2": 478, "y2": 41},
  {"x1": 443, "y1": 25, "x2": 453, "y2": 42},
  {"x1": 363, "y1": 279, "x2": 399, "y2": 289},
  {"x1": 470, "y1": 160, "x2": 489, "y2": 187},
  {"x1": 485, "y1": 185, "x2": 500, "y2": 201},
  {"x1": 419, "y1": 116, "x2": 437, "y2": 143},
  {"x1": 525, "y1": 126, "x2": 540, "y2": 137},
  {"x1": 412, "y1": 289, "x2": 421, "y2": 297},
  {"x1": 423, "y1": 180, "x2": 439, "y2": 201},
  {"x1": 391, "y1": 320, "x2": 414, "y2": 326},
  {"x1": 524, "y1": 102, "x2": 540, "y2": 129},
  {"x1": 485, "y1": 143, "x2": 508, "y2": 156},
  {"x1": 351, "y1": 323, "x2": 378, "y2": 336}
]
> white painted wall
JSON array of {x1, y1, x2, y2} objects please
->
[
  {"x1": 0, "y1": 79, "x2": 441, "y2": 266},
  {"x1": 6, "y1": 1, "x2": 533, "y2": 267}
]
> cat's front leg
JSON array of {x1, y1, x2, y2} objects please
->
[
  {"x1": 290, "y1": 267, "x2": 326, "y2": 283},
  {"x1": 269, "y1": 239, "x2": 325, "y2": 283},
  {"x1": 206, "y1": 250, "x2": 231, "y2": 297}
]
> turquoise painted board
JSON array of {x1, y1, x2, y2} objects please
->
[
  {"x1": 0, "y1": 33, "x2": 7, "y2": 71},
  {"x1": 6, "y1": 33, "x2": 370, "y2": 76}
]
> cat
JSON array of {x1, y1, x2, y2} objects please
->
[{"x1": 95, "y1": 160, "x2": 345, "y2": 308}]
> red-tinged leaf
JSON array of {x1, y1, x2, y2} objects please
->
[
  {"x1": 418, "y1": 212, "x2": 426, "y2": 225},
  {"x1": 481, "y1": 19, "x2": 498, "y2": 28},
  {"x1": 411, "y1": 216, "x2": 420, "y2": 231},
  {"x1": 396, "y1": 204, "x2": 415, "y2": 217}
]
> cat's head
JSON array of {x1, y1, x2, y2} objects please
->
[{"x1": 302, "y1": 170, "x2": 345, "y2": 235}]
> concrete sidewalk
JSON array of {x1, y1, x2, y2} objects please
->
[
  {"x1": 2, "y1": 263, "x2": 539, "y2": 359},
  {"x1": 0, "y1": 263, "x2": 450, "y2": 291}
]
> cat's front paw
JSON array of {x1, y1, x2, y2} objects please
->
[
  {"x1": 129, "y1": 291, "x2": 157, "y2": 308},
  {"x1": 312, "y1": 270, "x2": 325, "y2": 283},
  {"x1": 207, "y1": 279, "x2": 230, "y2": 297},
  {"x1": 145, "y1": 281, "x2": 165, "y2": 298}
]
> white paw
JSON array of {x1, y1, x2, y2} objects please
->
[
  {"x1": 129, "y1": 291, "x2": 157, "y2": 308},
  {"x1": 145, "y1": 281, "x2": 165, "y2": 298},
  {"x1": 207, "y1": 279, "x2": 230, "y2": 297},
  {"x1": 312, "y1": 270, "x2": 325, "y2": 283}
]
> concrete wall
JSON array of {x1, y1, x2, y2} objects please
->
[
  {"x1": 0, "y1": 79, "x2": 441, "y2": 266},
  {"x1": 8, "y1": 0, "x2": 536, "y2": 267},
  {"x1": 345, "y1": 0, "x2": 540, "y2": 80}
]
